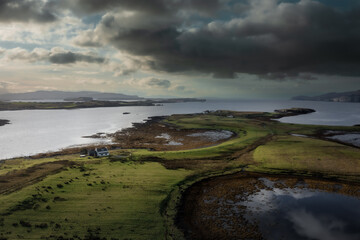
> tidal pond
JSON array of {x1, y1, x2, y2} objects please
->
[
  {"x1": 326, "y1": 133, "x2": 360, "y2": 147},
  {"x1": 178, "y1": 173, "x2": 360, "y2": 240}
]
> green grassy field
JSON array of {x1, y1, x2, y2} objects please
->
[
  {"x1": 253, "y1": 136, "x2": 360, "y2": 176},
  {"x1": 129, "y1": 114, "x2": 271, "y2": 161},
  {"x1": 0, "y1": 110, "x2": 360, "y2": 239},
  {"x1": 0, "y1": 160, "x2": 191, "y2": 239}
]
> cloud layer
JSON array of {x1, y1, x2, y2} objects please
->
[
  {"x1": 2, "y1": 47, "x2": 106, "y2": 65},
  {"x1": 0, "y1": 0, "x2": 56, "y2": 23},
  {"x1": 70, "y1": 0, "x2": 360, "y2": 78},
  {"x1": 1, "y1": 0, "x2": 360, "y2": 97},
  {"x1": 2, "y1": 0, "x2": 360, "y2": 79}
]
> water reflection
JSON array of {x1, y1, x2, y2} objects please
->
[
  {"x1": 288, "y1": 209, "x2": 358, "y2": 240},
  {"x1": 328, "y1": 133, "x2": 360, "y2": 147},
  {"x1": 242, "y1": 181, "x2": 360, "y2": 240},
  {"x1": 179, "y1": 174, "x2": 360, "y2": 240}
]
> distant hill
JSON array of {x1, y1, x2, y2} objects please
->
[
  {"x1": 292, "y1": 90, "x2": 360, "y2": 102},
  {"x1": 0, "y1": 91, "x2": 143, "y2": 101}
]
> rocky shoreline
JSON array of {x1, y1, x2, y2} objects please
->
[
  {"x1": 19, "y1": 108, "x2": 316, "y2": 159},
  {"x1": 28, "y1": 115, "x2": 235, "y2": 159},
  {"x1": 274, "y1": 107, "x2": 315, "y2": 116},
  {"x1": 100, "y1": 116, "x2": 235, "y2": 151}
]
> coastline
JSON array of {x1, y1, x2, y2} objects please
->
[
  {"x1": 3, "y1": 108, "x2": 315, "y2": 160},
  {"x1": 3, "y1": 107, "x2": 359, "y2": 163},
  {"x1": 0, "y1": 98, "x2": 206, "y2": 111},
  {"x1": 10, "y1": 115, "x2": 236, "y2": 160},
  {"x1": 0, "y1": 108, "x2": 318, "y2": 161},
  {"x1": 1, "y1": 108, "x2": 360, "y2": 239}
]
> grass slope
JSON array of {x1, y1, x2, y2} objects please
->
[
  {"x1": 0, "y1": 160, "x2": 191, "y2": 240},
  {"x1": 253, "y1": 135, "x2": 360, "y2": 179},
  {"x1": 130, "y1": 114, "x2": 271, "y2": 161}
]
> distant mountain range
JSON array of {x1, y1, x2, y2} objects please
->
[
  {"x1": 0, "y1": 91, "x2": 143, "y2": 101},
  {"x1": 292, "y1": 90, "x2": 360, "y2": 103}
]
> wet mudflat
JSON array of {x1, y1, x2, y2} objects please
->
[
  {"x1": 178, "y1": 173, "x2": 360, "y2": 240},
  {"x1": 112, "y1": 117, "x2": 234, "y2": 151}
]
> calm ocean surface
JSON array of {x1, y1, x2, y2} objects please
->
[{"x1": 0, "y1": 99, "x2": 359, "y2": 160}]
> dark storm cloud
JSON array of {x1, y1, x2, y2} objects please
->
[
  {"x1": 146, "y1": 78, "x2": 171, "y2": 88},
  {"x1": 175, "y1": 86, "x2": 186, "y2": 91},
  {"x1": 3, "y1": 48, "x2": 106, "y2": 65},
  {"x1": 75, "y1": 0, "x2": 360, "y2": 79},
  {"x1": 55, "y1": 0, "x2": 221, "y2": 16},
  {"x1": 259, "y1": 72, "x2": 318, "y2": 81},
  {"x1": 3, "y1": 0, "x2": 359, "y2": 80},
  {"x1": 175, "y1": 85, "x2": 194, "y2": 94},
  {"x1": 0, "y1": 0, "x2": 222, "y2": 23},
  {"x1": 0, "y1": 0, "x2": 56, "y2": 23},
  {"x1": 54, "y1": 0, "x2": 167, "y2": 15},
  {"x1": 49, "y1": 52, "x2": 105, "y2": 64}
]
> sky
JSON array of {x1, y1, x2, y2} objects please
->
[{"x1": 0, "y1": 0, "x2": 360, "y2": 99}]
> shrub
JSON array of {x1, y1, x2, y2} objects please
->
[{"x1": 19, "y1": 220, "x2": 32, "y2": 228}]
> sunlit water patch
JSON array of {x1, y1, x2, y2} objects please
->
[
  {"x1": 156, "y1": 133, "x2": 183, "y2": 146},
  {"x1": 290, "y1": 133, "x2": 309, "y2": 138},
  {"x1": 187, "y1": 130, "x2": 233, "y2": 142}
]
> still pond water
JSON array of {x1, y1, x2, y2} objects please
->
[
  {"x1": 244, "y1": 179, "x2": 360, "y2": 240},
  {"x1": 194, "y1": 176, "x2": 360, "y2": 240},
  {"x1": 0, "y1": 99, "x2": 359, "y2": 160}
]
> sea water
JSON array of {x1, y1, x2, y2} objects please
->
[{"x1": 0, "y1": 99, "x2": 359, "y2": 160}]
